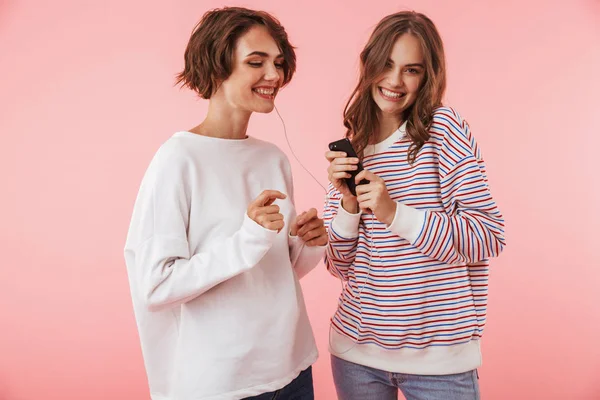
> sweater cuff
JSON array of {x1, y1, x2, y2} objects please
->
[
  {"x1": 242, "y1": 213, "x2": 279, "y2": 242},
  {"x1": 387, "y1": 203, "x2": 426, "y2": 243},
  {"x1": 331, "y1": 198, "x2": 362, "y2": 239},
  {"x1": 288, "y1": 232, "x2": 304, "y2": 243}
]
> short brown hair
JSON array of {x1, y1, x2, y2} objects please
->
[{"x1": 175, "y1": 7, "x2": 296, "y2": 99}]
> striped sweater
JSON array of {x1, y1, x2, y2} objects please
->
[{"x1": 324, "y1": 107, "x2": 505, "y2": 375}]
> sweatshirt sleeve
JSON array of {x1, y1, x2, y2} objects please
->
[
  {"x1": 125, "y1": 145, "x2": 276, "y2": 312},
  {"x1": 288, "y1": 234, "x2": 325, "y2": 279},
  {"x1": 322, "y1": 184, "x2": 361, "y2": 281},
  {"x1": 387, "y1": 110, "x2": 506, "y2": 265},
  {"x1": 282, "y1": 157, "x2": 325, "y2": 279}
]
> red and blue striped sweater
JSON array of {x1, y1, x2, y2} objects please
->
[{"x1": 324, "y1": 107, "x2": 506, "y2": 374}]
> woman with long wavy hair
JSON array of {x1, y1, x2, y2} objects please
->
[{"x1": 324, "y1": 11, "x2": 506, "y2": 400}]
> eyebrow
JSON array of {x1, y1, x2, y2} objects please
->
[
  {"x1": 387, "y1": 58, "x2": 424, "y2": 68},
  {"x1": 245, "y1": 51, "x2": 284, "y2": 58}
]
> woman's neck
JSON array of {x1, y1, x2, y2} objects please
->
[
  {"x1": 372, "y1": 113, "x2": 403, "y2": 144},
  {"x1": 190, "y1": 99, "x2": 251, "y2": 140}
]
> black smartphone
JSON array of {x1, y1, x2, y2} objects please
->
[{"x1": 328, "y1": 138, "x2": 369, "y2": 196}]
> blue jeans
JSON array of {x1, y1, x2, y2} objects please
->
[
  {"x1": 242, "y1": 367, "x2": 314, "y2": 400},
  {"x1": 331, "y1": 355, "x2": 480, "y2": 400}
]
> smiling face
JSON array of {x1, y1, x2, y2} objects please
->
[
  {"x1": 371, "y1": 33, "x2": 426, "y2": 123},
  {"x1": 214, "y1": 25, "x2": 285, "y2": 114}
]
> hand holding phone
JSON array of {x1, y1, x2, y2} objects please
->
[{"x1": 327, "y1": 138, "x2": 369, "y2": 197}]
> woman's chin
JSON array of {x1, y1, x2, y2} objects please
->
[{"x1": 253, "y1": 104, "x2": 276, "y2": 114}]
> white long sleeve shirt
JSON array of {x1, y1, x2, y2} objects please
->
[{"x1": 124, "y1": 132, "x2": 323, "y2": 400}]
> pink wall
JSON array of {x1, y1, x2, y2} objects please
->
[{"x1": 1, "y1": 0, "x2": 599, "y2": 399}]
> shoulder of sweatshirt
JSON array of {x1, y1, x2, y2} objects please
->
[
  {"x1": 147, "y1": 134, "x2": 293, "y2": 181},
  {"x1": 429, "y1": 106, "x2": 470, "y2": 144},
  {"x1": 428, "y1": 106, "x2": 483, "y2": 165},
  {"x1": 251, "y1": 137, "x2": 294, "y2": 174},
  {"x1": 153, "y1": 134, "x2": 197, "y2": 164},
  {"x1": 139, "y1": 135, "x2": 199, "y2": 189},
  {"x1": 252, "y1": 137, "x2": 290, "y2": 160}
]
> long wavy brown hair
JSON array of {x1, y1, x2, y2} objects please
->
[{"x1": 344, "y1": 11, "x2": 446, "y2": 163}]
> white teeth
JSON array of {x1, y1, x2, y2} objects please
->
[
  {"x1": 254, "y1": 88, "x2": 275, "y2": 95},
  {"x1": 380, "y1": 88, "x2": 403, "y2": 98}
]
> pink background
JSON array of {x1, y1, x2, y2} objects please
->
[{"x1": 1, "y1": 0, "x2": 599, "y2": 399}]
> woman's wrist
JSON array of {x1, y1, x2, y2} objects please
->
[{"x1": 341, "y1": 196, "x2": 359, "y2": 214}]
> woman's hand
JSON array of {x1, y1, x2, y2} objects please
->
[
  {"x1": 325, "y1": 151, "x2": 360, "y2": 213},
  {"x1": 247, "y1": 190, "x2": 286, "y2": 232},
  {"x1": 291, "y1": 208, "x2": 327, "y2": 247},
  {"x1": 355, "y1": 170, "x2": 397, "y2": 225}
]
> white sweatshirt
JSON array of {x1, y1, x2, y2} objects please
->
[{"x1": 124, "y1": 131, "x2": 323, "y2": 400}]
